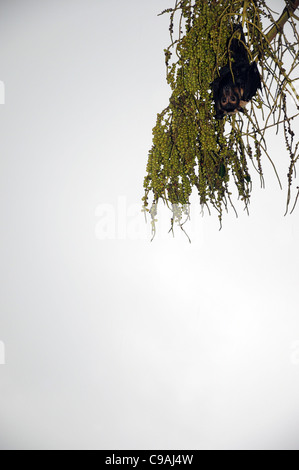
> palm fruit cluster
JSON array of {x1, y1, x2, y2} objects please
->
[{"x1": 142, "y1": 0, "x2": 299, "y2": 233}]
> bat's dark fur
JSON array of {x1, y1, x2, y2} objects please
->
[{"x1": 212, "y1": 25, "x2": 261, "y2": 119}]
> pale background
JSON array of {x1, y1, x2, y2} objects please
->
[{"x1": 0, "y1": 0, "x2": 298, "y2": 450}]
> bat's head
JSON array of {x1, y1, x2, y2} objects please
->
[{"x1": 219, "y1": 84, "x2": 241, "y2": 114}]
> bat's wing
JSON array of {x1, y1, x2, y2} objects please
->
[
  {"x1": 242, "y1": 62, "x2": 262, "y2": 102},
  {"x1": 229, "y1": 25, "x2": 249, "y2": 64}
]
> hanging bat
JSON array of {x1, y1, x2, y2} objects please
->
[{"x1": 212, "y1": 25, "x2": 262, "y2": 119}]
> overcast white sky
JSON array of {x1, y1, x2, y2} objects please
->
[{"x1": 0, "y1": 0, "x2": 299, "y2": 450}]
